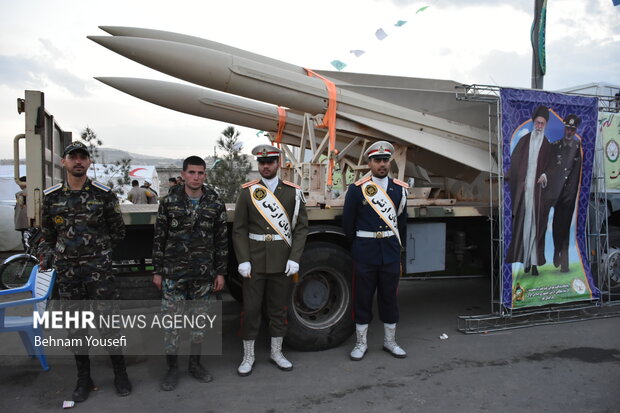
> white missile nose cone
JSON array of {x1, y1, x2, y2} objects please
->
[
  {"x1": 93, "y1": 77, "x2": 111, "y2": 86},
  {"x1": 87, "y1": 35, "x2": 109, "y2": 46}
]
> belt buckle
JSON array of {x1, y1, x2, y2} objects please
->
[
  {"x1": 375, "y1": 231, "x2": 384, "y2": 239},
  {"x1": 265, "y1": 234, "x2": 273, "y2": 242}
]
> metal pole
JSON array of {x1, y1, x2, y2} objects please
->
[{"x1": 531, "y1": 0, "x2": 546, "y2": 89}]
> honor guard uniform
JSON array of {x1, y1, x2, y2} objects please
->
[
  {"x1": 233, "y1": 144, "x2": 308, "y2": 376},
  {"x1": 40, "y1": 141, "x2": 131, "y2": 402},
  {"x1": 342, "y1": 141, "x2": 408, "y2": 361}
]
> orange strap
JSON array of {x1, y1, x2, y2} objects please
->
[
  {"x1": 305, "y1": 68, "x2": 337, "y2": 186},
  {"x1": 275, "y1": 106, "x2": 287, "y2": 144}
]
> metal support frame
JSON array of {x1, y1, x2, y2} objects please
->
[
  {"x1": 274, "y1": 113, "x2": 408, "y2": 207},
  {"x1": 455, "y1": 84, "x2": 620, "y2": 333}
]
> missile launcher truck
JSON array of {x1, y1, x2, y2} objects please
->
[{"x1": 14, "y1": 27, "x2": 617, "y2": 350}]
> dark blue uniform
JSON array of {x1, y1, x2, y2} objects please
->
[{"x1": 343, "y1": 177, "x2": 407, "y2": 324}]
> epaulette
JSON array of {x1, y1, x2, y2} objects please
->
[
  {"x1": 91, "y1": 180, "x2": 111, "y2": 192},
  {"x1": 354, "y1": 176, "x2": 371, "y2": 186},
  {"x1": 43, "y1": 183, "x2": 62, "y2": 196},
  {"x1": 393, "y1": 178, "x2": 410, "y2": 189},
  {"x1": 282, "y1": 180, "x2": 301, "y2": 189},
  {"x1": 241, "y1": 179, "x2": 260, "y2": 189}
]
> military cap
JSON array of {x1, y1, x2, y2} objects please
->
[
  {"x1": 364, "y1": 141, "x2": 394, "y2": 160},
  {"x1": 531, "y1": 105, "x2": 549, "y2": 121},
  {"x1": 563, "y1": 114, "x2": 581, "y2": 129},
  {"x1": 252, "y1": 144, "x2": 281, "y2": 161},
  {"x1": 63, "y1": 141, "x2": 90, "y2": 157}
]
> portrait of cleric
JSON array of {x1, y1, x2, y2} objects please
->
[{"x1": 506, "y1": 105, "x2": 583, "y2": 276}]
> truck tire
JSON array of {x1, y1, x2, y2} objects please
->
[{"x1": 285, "y1": 242, "x2": 354, "y2": 351}]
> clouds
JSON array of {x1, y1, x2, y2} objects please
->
[
  {"x1": 0, "y1": 37, "x2": 90, "y2": 97},
  {"x1": 0, "y1": 0, "x2": 618, "y2": 162},
  {"x1": 388, "y1": 0, "x2": 532, "y2": 13}
]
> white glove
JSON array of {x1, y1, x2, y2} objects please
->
[
  {"x1": 285, "y1": 260, "x2": 299, "y2": 277},
  {"x1": 238, "y1": 261, "x2": 252, "y2": 278}
]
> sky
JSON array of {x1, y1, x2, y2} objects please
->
[{"x1": 0, "y1": 0, "x2": 619, "y2": 161}]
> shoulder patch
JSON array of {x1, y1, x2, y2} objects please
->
[
  {"x1": 354, "y1": 176, "x2": 371, "y2": 186},
  {"x1": 241, "y1": 179, "x2": 260, "y2": 189},
  {"x1": 393, "y1": 178, "x2": 410, "y2": 189},
  {"x1": 282, "y1": 180, "x2": 300, "y2": 189},
  {"x1": 43, "y1": 183, "x2": 62, "y2": 196},
  {"x1": 91, "y1": 180, "x2": 111, "y2": 192}
]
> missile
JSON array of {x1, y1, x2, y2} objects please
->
[
  {"x1": 98, "y1": 26, "x2": 316, "y2": 78},
  {"x1": 98, "y1": 26, "x2": 489, "y2": 131},
  {"x1": 88, "y1": 35, "x2": 495, "y2": 181},
  {"x1": 95, "y1": 76, "x2": 432, "y2": 182}
]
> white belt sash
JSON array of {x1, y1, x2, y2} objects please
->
[
  {"x1": 360, "y1": 181, "x2": 401, "y2": 246},
  {"x1": 249, "y1": 183, "x2": 292, "y2": 246}
]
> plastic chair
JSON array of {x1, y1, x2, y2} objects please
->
[{"x1": 0, "y1": 265, "x2": 56, "y2": 371}]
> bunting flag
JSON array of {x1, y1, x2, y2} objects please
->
[
  {"x1": 375, "y1": 28, "x2": 388, "y2": 40},
  {"x1": 613, "y1": 0, "x2": 619, "y2": 6},
  {"x1": 330, "y1": 60, "x2": 347, "y2": 71},
  {"x1": 329, "y1": 4, "x2": 431, "y2": 70}
]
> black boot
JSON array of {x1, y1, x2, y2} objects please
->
[
  {"x1": 161, "y1": 355, "x2": 179, "y2": 391},
  {"x1": 73, "y1": 355, "x2": 95, "y2": 403},
  {"x1": 188, "y1": 343, "x2": 213, "y2": 383},
  {"x1": 560, "y1": 249, "x2": 569, "y2": 273},
  {"x1": 531, "y1": 265, "x2": 539, "y2": 276},
  {"x1": 110, "y1": 355, "x2": 132, "y2": 397}
]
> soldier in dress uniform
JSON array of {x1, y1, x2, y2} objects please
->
[
  {"x1": 40, "y1": 141, "x2": 131, "y2": 403},
  {"x1": 233, "y1": 144, "x2": 308, "y2": 376},
  {"x1": 342, "y1": 141, "x2": 408, "y2": 361},
  {"x1": 152, "y1": 155, "x2": 227, "y2": 390},
  {"x1": 548, "y1": 114, "x2": 582, "y2": 272}
]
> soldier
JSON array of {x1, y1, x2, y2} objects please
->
[
  {"x1": 343, "y1": 141, "x2": 408, "y2": 361},
  {"x1": 40, "y1": 141, "x2": 131, "y2": 402},
  {"x1": 152, "y1": 155, "x2": 227, "y2": 391},
  {"x1": 549, "y1": 114, "x2": 582, "y2": 272},
  {"x1": 233, "y1": 144, "x2": 308, "y2": 376}
]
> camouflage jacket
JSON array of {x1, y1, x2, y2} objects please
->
[
  {"x1": 153, "y1": 184, "x2": 228, "y2": 280},
  {"x1": 41, "y1": 178, "x2": 125, "y2": 260}
]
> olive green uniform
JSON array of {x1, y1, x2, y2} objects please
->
[{"x1": 233, "y1": 179, "x2": 308, "y2": 339}]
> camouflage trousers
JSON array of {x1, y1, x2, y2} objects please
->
[
  {"x1": 162, "y1": 277, "x2": 213, "y2": 355},
  {"x1": 56, "y1": 254, "x2": 122, "y2": 355}
]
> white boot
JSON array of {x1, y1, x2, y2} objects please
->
[
  {"x1": 350, "y1": 324, "x2": 368, "y2": 361},
  {"x1": 383, "y1": 323, "x2": 406, "y2": 358},
  {"x1": 270, "y1": 337, "x2": 293, "y2": 371},
  {"x1": 237, "y1": 340, "x2": 255, "y2": 376}
]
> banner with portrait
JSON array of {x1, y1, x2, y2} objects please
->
[
  {"x1": 501, "y1": 88, "x2": 600, "y2": 309},
  {"x1": 600, "y1": 113, "x2": 620, "y2": 190}
]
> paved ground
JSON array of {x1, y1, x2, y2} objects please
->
[{"x1": 1, "y1": 277, "x2": 619, "y2": 413}]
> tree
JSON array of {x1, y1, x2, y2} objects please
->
[
  {"x1": 79, "y1": 126, "x2": 132, "y2": 196},
  {"x1": 208, "y1": 126, "x2": 251, "y2": 203},
  {"x1": 103, "y1": 159, "x2": 132, "y2": 196},
  {"x1": 81, "y1": 127, "x2": 102, "y2": 164}
]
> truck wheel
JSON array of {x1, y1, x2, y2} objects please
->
[
  {"x1": 285, "y1": 242, "x2": 354, "y2": 351},
  {"x1": 603, "y1": 248, "x2": 620, "y2": 292}
]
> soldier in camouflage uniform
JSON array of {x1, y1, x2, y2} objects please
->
[
  {"x1": 152, "y1": 155, "x2": 227, "y2": 391},
  {"x1": 40, "y1": 141, "x2": 131, "y2": 403}
]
